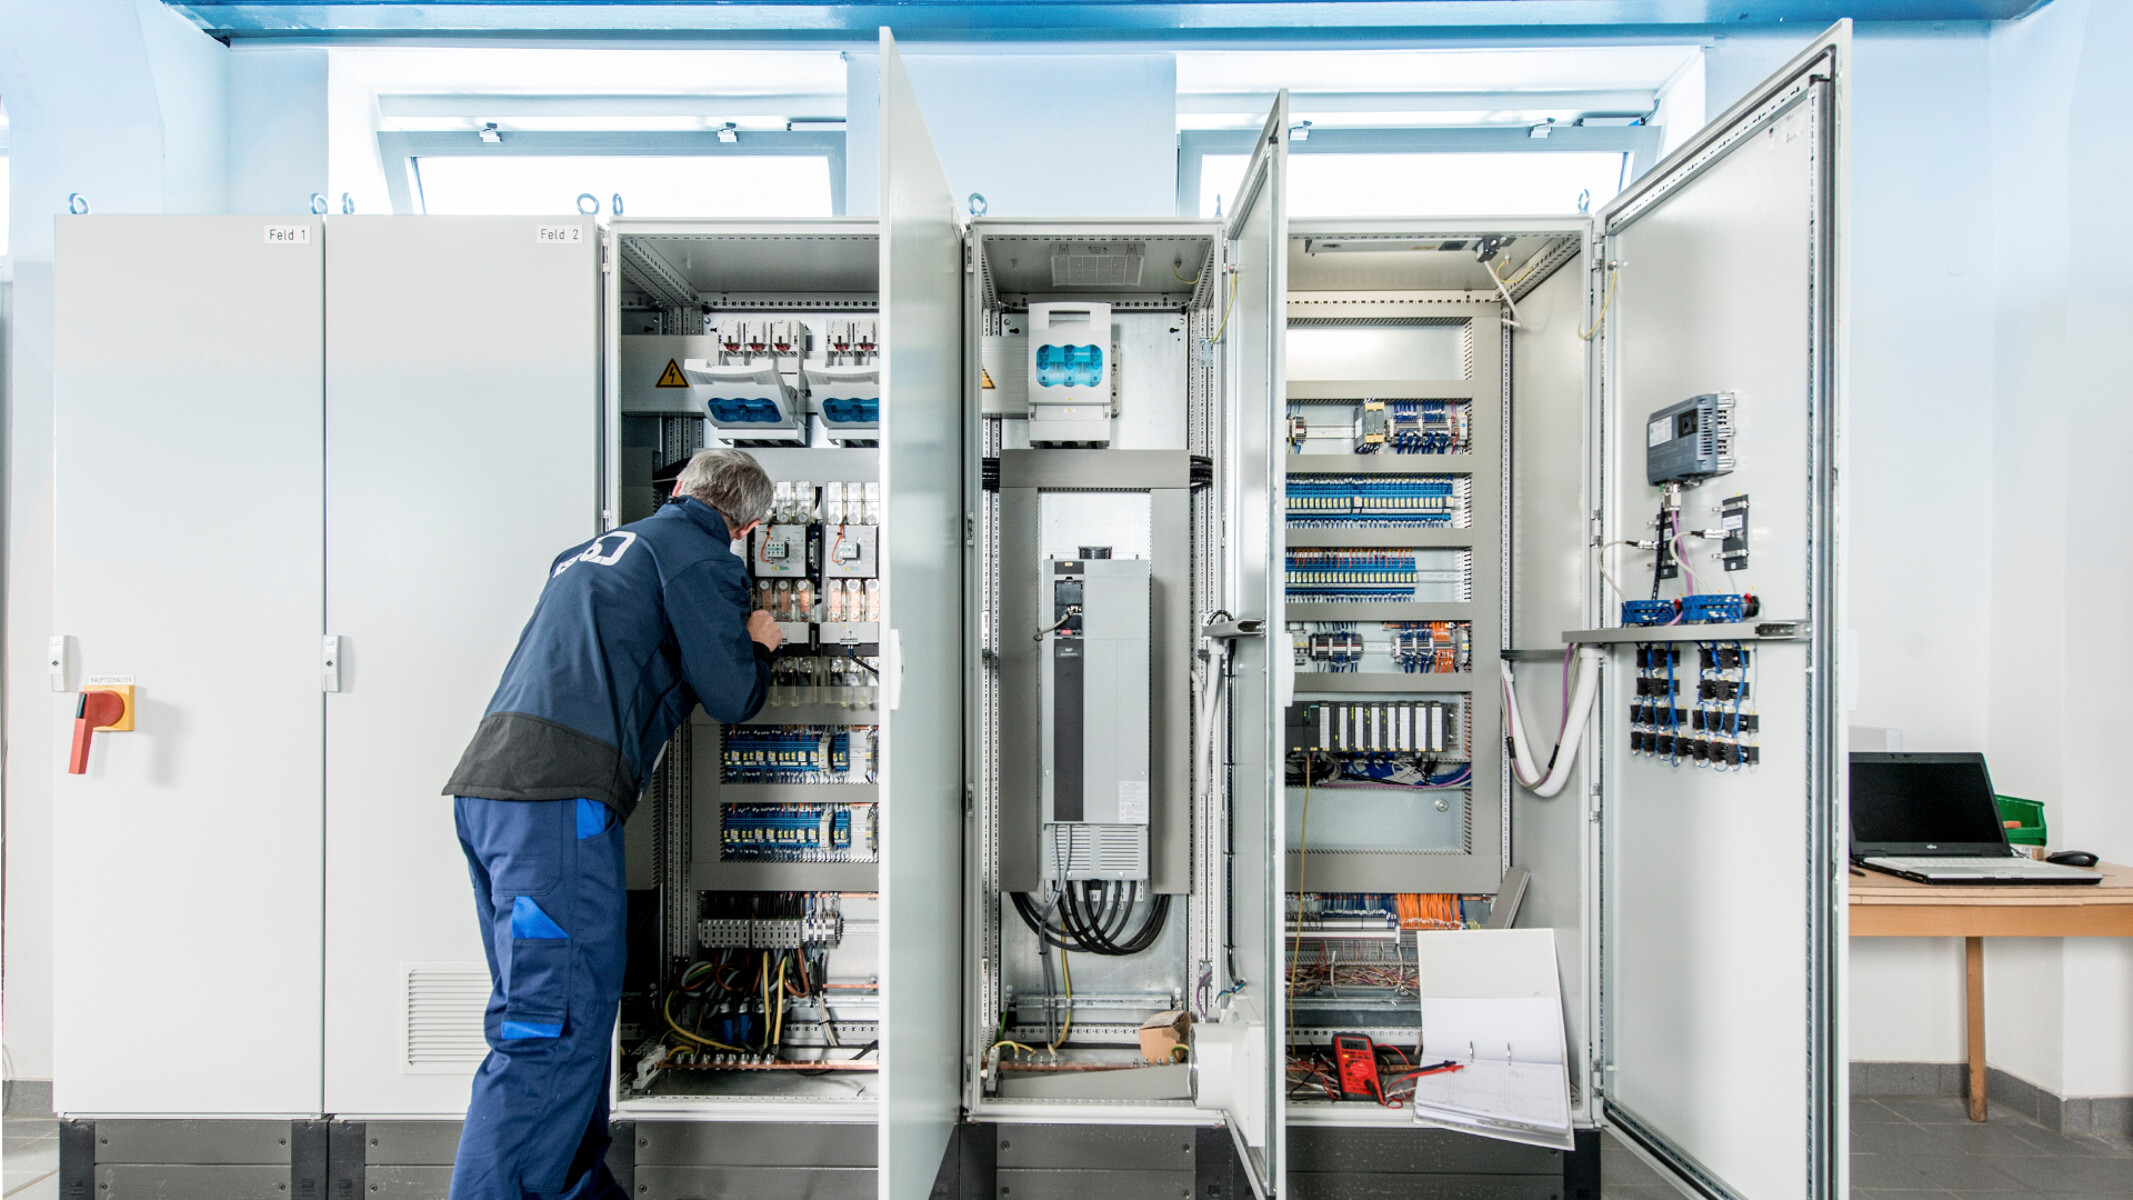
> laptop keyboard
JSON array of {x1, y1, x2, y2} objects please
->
[{"x1": 1869, "y1": 856, "x2": 2093, "y2": 876}]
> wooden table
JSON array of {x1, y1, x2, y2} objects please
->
[{"x1": 1849, "y1": 862, "x2": 2133, "y2": 1120}]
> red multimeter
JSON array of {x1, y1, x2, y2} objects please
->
[{"x1": 1332, "y1": 1033, "x2": 1380, "y2": 1101}]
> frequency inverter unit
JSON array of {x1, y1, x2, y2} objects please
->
[
  {"x1": 1645, "y1": 391, "x2": 1736, "y2": 485},
  {"x1": 1038, "y1": 557, "x2": 1150, "y2": 881}
]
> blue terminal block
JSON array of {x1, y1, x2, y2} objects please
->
[
  {"x1": 1678, "y1": 593, "x2": 1749, "y2": 624},
  {"x1": 1034, "y1": 342, "x2": 1105, "y2": 389},
  {"x1": 707, "y1": 396, "x2": 788, "y2": 425},
  {"x1": 1620, "y1": 599, "x2": 1679, "y2": 627},
  {"x1": 818, "y1": 396, "x2": 880, "y2": 426}
]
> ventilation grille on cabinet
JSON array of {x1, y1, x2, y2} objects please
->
[
  {"x1": 1040, "y1": 822, "x2": 1150, "y2": 881},
  {"x1": 1051, "y1": 243, "x2": 1145, "y2": 288},
  {"x1": 404, "y1": 964, "x2": 491, "y2": 1072}
]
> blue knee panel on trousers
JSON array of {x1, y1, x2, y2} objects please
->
[{"x1": 451, "y1": 796, "x2": 629, "y2": 1200}]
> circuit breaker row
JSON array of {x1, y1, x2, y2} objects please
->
[
  {"x1": 711, "y1": 317, "x2": 878, "y2": 362},
  {"x1": 748, "y1": 479, "x2": 885, "y2": 706}
]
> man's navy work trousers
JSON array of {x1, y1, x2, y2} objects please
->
[{"x1": 450, "y1": 796, "x2": 629, "y2": 1200}]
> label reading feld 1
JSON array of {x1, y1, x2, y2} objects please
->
[{"x1": 264, "y1": 225, "x2": 311, "y2": 245}]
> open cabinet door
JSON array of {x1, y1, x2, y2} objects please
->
[
  {"x1": 1595, "y1": 24, "x2": 1846, "y2": 1200},
  {"x1": 877, "y1": 28, "x2": 968, "y2": 1200},
  {"x1": 1213, "y1": 95, "x2": 1289, "y2": 1200}
]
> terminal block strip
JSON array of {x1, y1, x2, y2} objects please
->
[
  {"x1": 720, "y1": 802, "x2": 879, "y2": 862},
  {"x1": 699, "y1": 908, "x2": 846, "y2": 950},
  {"x1": 1286, "y1": 474, "x2": 1468, "y2": 529},
  {"x1": 720, "y1": 724, "x2": 878, "y2": 785},
  {"x1": 1286, "y1": 548, "x2": 1471, "y2": 603}
]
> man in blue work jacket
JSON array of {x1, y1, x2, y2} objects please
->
[{"x1": 442, "y1": 447, "x2": 782, "y2": 1200}]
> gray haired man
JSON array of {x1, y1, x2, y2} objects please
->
[{"x1": 442, "y1": 448, "x2": 782, "y2": 1200}]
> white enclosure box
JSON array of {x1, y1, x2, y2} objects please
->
[{"x1": 1025, "y1": 301, "x2": 1114, "y2": 444}]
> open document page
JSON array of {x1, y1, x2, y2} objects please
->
[{"x1": 1410, "y1": 928, "x2": 1574, "y2": 1151}]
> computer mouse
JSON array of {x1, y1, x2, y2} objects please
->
[{"x1": 2047, "y1": 850, "x2": 2100, "y2": 868}]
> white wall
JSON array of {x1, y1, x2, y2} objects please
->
[
  {"x1": 1981, "y1": 0, "x2": 2133, "y2": 1101},
  {"x1": 846, "y1": 52, "x2": 1177, "y2": 219},
  {"x1": 1781, "y1": 0, "x2": 2133, "y2": 1102},
  {"x1": 0, "y1": 0, "x2": 230, "y2": 1083},
  {"x1": 325, "y1": 57, "x2": 392, "y2": 217},
  {"x1": 1843, "y1": 24, "x2": 2002, "y2": 1073},
  {"x1": 229, "y1": 48, "x2": 329, "y2": 214}
]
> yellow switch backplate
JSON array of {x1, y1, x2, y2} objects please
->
[{"x1": 85, "y1": 684, "x2": 134, "y2": 731}]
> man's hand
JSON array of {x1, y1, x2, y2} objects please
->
[{"x1": 748, "y1": 609, "x2": 784, "y2": 652}]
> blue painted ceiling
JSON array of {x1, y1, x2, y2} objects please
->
[{"x1": 170, "y1": 1, "x2": 2052, "y2": 41}]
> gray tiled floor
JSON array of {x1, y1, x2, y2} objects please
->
[
  {"x1": 3, "y1": 1116, "x2": 58, "y2": 1200},
  {"x1": 1852, "y1": 1095, "x2": 2133, "y2": 1199},
  {"x1": 5, "y1": 1105, "x2": 2125, "y2": 1198},
  {"x1": 1603, "y1": 1099, "x2": 2133, "y2": 1200}
]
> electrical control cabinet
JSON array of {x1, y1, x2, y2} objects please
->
[
  {"x1": 1268, "y1": 28, "x2": 1849, "y2": 1200},
  {"x1": 609, "y1": 220, "x2": 895, "y2": 1122},
  {"x1": 46, "y1": 25, "x2": 1844, "y2": 1200}
]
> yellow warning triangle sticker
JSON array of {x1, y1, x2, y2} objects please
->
[
  {"x1": 980, "y1": 365, "x2": 996, "y2": 390},
  {"x1": 655, "y1": 359, "x2": 689, "y2": 388}
]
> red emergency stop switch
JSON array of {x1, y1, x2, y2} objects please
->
[{"x1": 69, "y1": 689, "x2": 129, "y2": 775}]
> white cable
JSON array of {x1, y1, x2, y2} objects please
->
[
  {"x1": 1483, "y1": 259, "x2": 1523, "y2": 328},
  {"x1": 1501, "y1": 646, "x2": 1606, "y2": 798},
  {"x1": 1197, "y1": 640, "x2": 1229, "y2": 811}
]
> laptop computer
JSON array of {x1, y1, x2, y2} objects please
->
[{"x1": 1850, "y1": 752, "x2": 2101, "y2": 884}]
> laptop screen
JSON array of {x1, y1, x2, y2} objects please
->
[{"x1": 1850, "y1": 752, "x2": 2010, "y2": 856}]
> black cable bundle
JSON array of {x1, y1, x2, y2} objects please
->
[{"x1": 1013, "y1": 881, "x2": 1170, "y2": 956}]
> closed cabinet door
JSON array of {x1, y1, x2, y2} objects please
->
[
  {"x1": 53, "y1": 215, "x2": 326, "y2": 1115},
  {"x1": 323, "y1": 215, "x2": 601, "y2": 1114}
]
